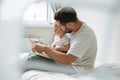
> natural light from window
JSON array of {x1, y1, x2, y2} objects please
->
[{"x1": 23, "y1": 2, "x2": 47, "y2": 22}]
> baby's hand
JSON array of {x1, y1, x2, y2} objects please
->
[{"x1": 54, "y1": 23, "x2": 65, "y2": 38}]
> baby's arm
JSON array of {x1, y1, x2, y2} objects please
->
[
  {"x1": 51, "y1": 42, "x2": 56, "y2": 49},
  {"x1": 51, "y1": 38, "x2": 70, "y2": 52},
  {"x1": 54, "y1": 44, "x2": 70, "y2": 53}
]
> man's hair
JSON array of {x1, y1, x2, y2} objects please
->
[{"x1": 54, "y1": 6, "x2": 78, "y2": 25}]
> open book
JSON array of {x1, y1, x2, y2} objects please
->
[
  {"x1": 29, "y1": 38, "x2": 51, "y2": 59},
  {"x1": 35, "y1": 52, "x2": 51, "y2": 59}
]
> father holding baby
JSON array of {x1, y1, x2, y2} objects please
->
[{"x1": 22, "y1": 6, "x2": 97, "y2": 75}]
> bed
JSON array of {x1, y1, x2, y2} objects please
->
[
  {"x1": 21, "y1": 63, "x2": 120, "y2": 80},
  {"x1": 21, "y1": 27, "x2": 120, "y2": 80}
]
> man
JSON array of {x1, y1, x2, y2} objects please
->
[{"x1": 22, "y1": 6, "x2": 97, "y2": 74}]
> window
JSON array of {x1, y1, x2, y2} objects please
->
[{"x1": 22, "y1": 1, "x2": 54, "y2": 24}]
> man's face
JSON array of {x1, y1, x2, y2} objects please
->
[{"x1": 55, "y1": 21, "x2": 73, "y2": 33}]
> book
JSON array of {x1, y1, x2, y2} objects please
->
[
  {"x1": 35, "y1": 52, "x2": 51, "y2": 59},
  {"x1": 28, "y1": 38, "x2": 51, "y2": 59}
]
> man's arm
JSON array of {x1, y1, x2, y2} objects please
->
[
  {"x1": 54, "y1": 44, "x2": 70, "y2": 52},
  {"x1": 32, "y1": 43, "x2": 77, "y2": 65}
]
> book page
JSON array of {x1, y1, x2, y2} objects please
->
[
  {"x1": 35, "y1": 52, "x2": 51, "y2": 59},
  {"x1": 28, "y1": 38, "x2": 51, "y2": 59}
]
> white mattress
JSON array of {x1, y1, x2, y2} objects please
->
[{"x1": 21, "y1": 63, "x2": 120, "y2": 80}]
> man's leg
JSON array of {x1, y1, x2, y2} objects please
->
[{"x1": 20, "y1": 53, "x2": 77, "y2": 75}]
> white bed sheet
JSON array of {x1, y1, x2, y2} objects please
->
[{"x1": 21, "y1": 63, "x2": 120, "y2": 80}]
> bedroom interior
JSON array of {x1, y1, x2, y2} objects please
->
[{"x1": 0, "y1": 0, "x2": 120, "y2": 80}]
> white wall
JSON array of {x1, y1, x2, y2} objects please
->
[
  {"x1": 105, "y1": 13, "x2": 120, "y2": 64},
  {"x1": 1, "y1": 0, "x2": 35, "y2": 20}
]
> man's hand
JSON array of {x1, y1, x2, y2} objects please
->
[{"x1": 32, "y1": 43, "x2": 46, "y2": 53}]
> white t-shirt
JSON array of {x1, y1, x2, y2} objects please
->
[
  {"x1": 52, "y1": 34, "x2": 70, "y2": 47},
  {"x1": 67, "y1": 23, "x2": 97, "y2": 70}
]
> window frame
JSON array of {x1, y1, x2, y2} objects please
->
[{"x1": 22, "y1": 1, "x2": 54, "y2": 25}]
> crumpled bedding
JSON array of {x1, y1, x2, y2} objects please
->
[{"x1": 21, "y1": 63, "x2": 120, "y2": 80}]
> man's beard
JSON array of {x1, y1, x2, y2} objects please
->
[{"x1": 66, "y1": 29, "x2": 73, "y2": 33}]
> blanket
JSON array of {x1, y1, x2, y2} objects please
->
[{"x1": 21, "y1": 63, "x2": 120, "y2": 80}]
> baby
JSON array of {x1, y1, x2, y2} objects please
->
[{"x1": 51, "y1": 24, "x2": 70, "y2": 53}]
